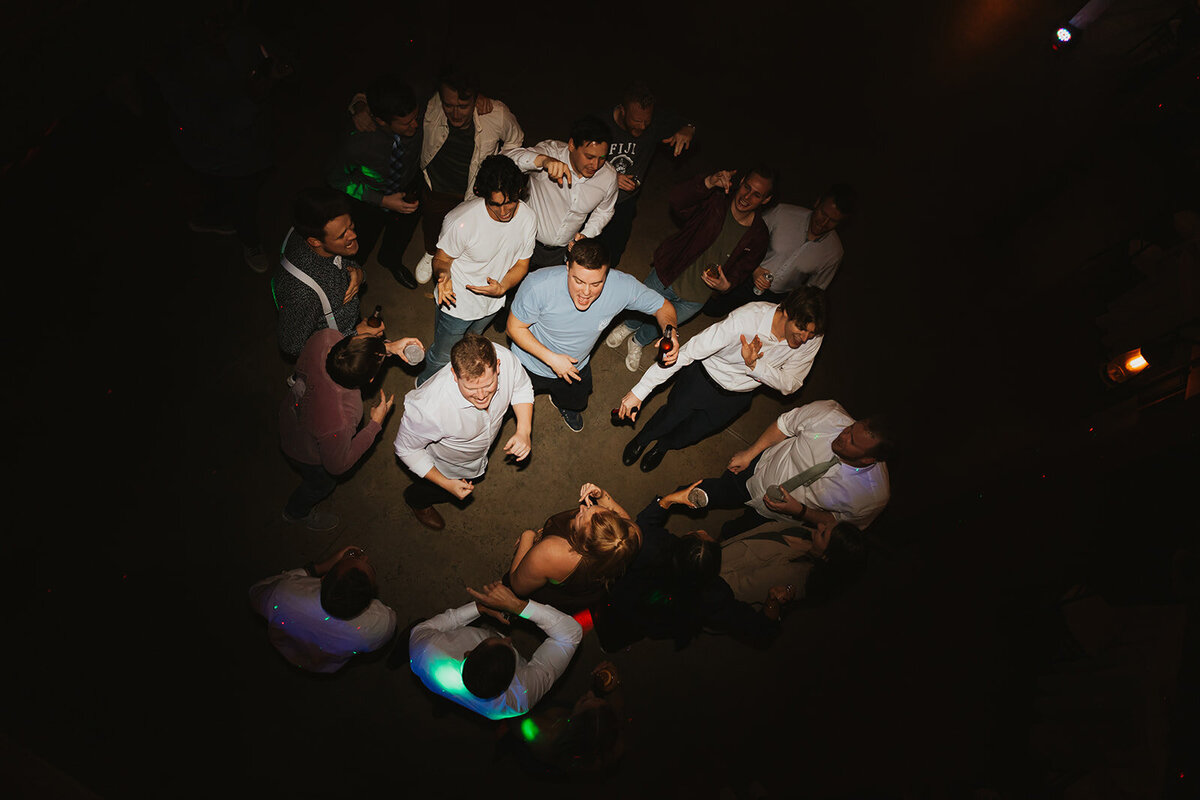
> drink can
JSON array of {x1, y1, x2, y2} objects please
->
[{"x1": 753, "y1": 272, "x2": 774, "y2": 296}]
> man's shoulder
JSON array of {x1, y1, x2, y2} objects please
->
[
  {"x1": 534, "y1": 138, "x2": 567, "y2": 154},
  {"x1": 443, "y1": 196, "x2": 486, "y2": 226},
  {"x1": 595, "y1": 162, "x2": 619, "y2": 186},
  {"x1": 480, "y1": 99, "x2": 518, "y2": 124},
  {"x1": 515, "y1": 265, "x2": 565, "y2": 300},
  {"x1": 512, "y1": 201, "x2": 539, "y2": 234},
  {"x1": 493, "y1": 341, "x2": 521, "y2": 365},
  {"x1": 264, "y1": 571, "x2": 319, "y2": 604},
  {"x1": 605, "y1": 268, "x2": 648, "y2": 296},
  {"x1": 785, "y1": 399, "x2": 851, "y2": 427}
]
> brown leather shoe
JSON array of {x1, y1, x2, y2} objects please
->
[{"x1": 411, "y1": 504, "x2": 445, "y2": 531}]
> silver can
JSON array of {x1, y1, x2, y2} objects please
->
[{"x1": 753, "y1": 271, "x2": 775, "y2": 296}]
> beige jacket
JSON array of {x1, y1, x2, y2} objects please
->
[{"x1": 420, "y1": 96, "x2": 524, "y2": 195}]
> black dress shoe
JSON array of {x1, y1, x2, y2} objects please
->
[
  {"x1": 639, "y1": 444, "x2": 668, "y2": 472},
  {"x1": 622, "y1": 437, "x2": 646, "y2": 466},
  {"x1": 389, "y1": 264, "x2": 418, "y2": 289}
]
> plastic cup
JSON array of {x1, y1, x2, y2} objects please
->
[
  {"x1": 403, "y1": 343, "x2": 425, "y2": 363},
  {"x1": 687, "y1": 487, "x2": 709, "y2": 508}
]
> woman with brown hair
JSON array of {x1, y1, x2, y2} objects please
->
[{"x1": 505, "y1": 483, "x2": 642, "y2": 613}]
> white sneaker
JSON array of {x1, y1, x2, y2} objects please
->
[
  {"x1": 605, "y1": 325, "x2": 634, "y2": 349},
  {"x1": 415, "y1": 252, "x2": 434, "y2": 284},
  {"x1": 625, "y1": 337, "x2": 644, "y2": 372}
]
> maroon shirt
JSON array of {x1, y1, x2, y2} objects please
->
[
  {"x1": 652, "y1": 176, "x2": 769, "y2": 290},
  {"x1": 278, "y1": 329, "x2": 381, "y2": 473}
]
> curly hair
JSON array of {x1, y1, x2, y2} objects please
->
[{"x1": 566, "y1": 511, "x2": 642, "y2": 586}]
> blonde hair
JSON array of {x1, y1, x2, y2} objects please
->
[{"x1": 567, "y1": 510, "x2": 643, "y2": 586}]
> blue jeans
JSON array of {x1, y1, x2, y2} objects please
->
[
  {"x1": 625, "y1": 269, "x2": 706, "y2": 346},
  {"x1": 416, "y1": 308, "x2": 498, "y2": 386}
]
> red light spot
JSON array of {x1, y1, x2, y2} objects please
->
[{"x1": 572, "y1": 608, "x2": 594, "y2": 631}]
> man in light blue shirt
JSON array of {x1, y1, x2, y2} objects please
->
[{"x1": 506, "y1": 238, "x2": 678, "y2": 432}]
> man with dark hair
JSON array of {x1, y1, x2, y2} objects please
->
[
  {"x1": 409, "y1": 581, "x2": 582, "y2": 719},
  {"x1": 704, "y1": 184, "x2": 856, "y2": 317},
  {"x1": 415, "y1": 154, "x2": 536, "y2": 385},
  {"x1": 250, "y1": 545, "x2": 396, "y2": 673},
  {"x1": 595, "y1": 80, "x2": 697, "y2": 266},
  {"x1": 615, "y1": 287, "x2": 827, "y2": 472},
  {"x1": 279, "y1": 327, "x2": 422, "y2": 530},
  {"x1": 506, "y1": 237, "x2": 678, "y2": 432},
  {"x1": 691, "y1": 400, "x2": 893, "y2": 540},
  {"x1": 395, "y1": 333, "x2": 534, "y2": 530},
  {"x1": 506, "y1": 116, "x2": 619, "y2": 269},
  {"x1": 407, "y1": 66, "x2": 526, "y2": 284},
  {"x1": 348, "y1": 67, "x2": 525, "y2": 284},
  {"x1": 274, "y1": 187, "x2": 385, "y2": 359},
  {"x1": 326, "y1": 74, "x2": 423, "y2": 288},
  {"x1": 605, "y1": 167, "x2": 774, "y2": 370}
]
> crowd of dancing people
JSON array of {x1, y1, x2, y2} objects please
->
[{"x1": 229, "y1": 63, "x2": 895, "y2": 776}]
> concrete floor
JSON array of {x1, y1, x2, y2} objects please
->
[{"x1": 7, "y1": 1, "x2": 1198, "y2": 797}]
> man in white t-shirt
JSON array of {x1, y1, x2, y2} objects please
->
[{"x1": 415, "y1": 154, "x2": 537, "y2": 386}]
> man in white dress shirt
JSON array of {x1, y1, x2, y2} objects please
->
[
  {"x1": 615, "y1": 288, "x2": 826, "y2": 472},
  {"x1": 690, "y1": 399, "x2": 893, "y2": 540},
  {"x1": 504, "y1": 116, "x2": 618, "y2": 269},
  {"x1": 249, "y1": 545, "x2": 396, "y2": 673},
  {"x1": 415, "y1": 154, "x2": 536, "y2": 386},
  {"x1": 704, "y1": 184, "x2": 855, "y2": 317},
  {"x1": 395, "y1": 334, "x2": 534, "y2": 530},
  {"x1": 409, "y1": 581, "x2": 582, "y2": 720}
]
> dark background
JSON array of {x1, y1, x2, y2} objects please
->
[{"x1": 4, "y1": 0, "x2": 1197, "y2": 796}]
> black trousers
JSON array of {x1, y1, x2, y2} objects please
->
[
  {"x1": 595, "y1": 198, "x2": 637, "y2": 267},
  {"x1": 527, "y1": 362, "x2": 593, "y2": 412},
  {"x1": 633, "y1": 364, "x2": 754, "y2": 451},
  {"x1": 284, "y1": 458, "x2": 336, "y2": 517},
  {"x1": 694, "y1": 453, "x2": 774, "y2": 540},
  {"x1": 347, "y1": 189, "x2": 422, "y2": 273},
  {"x1": 403, "y1": 470, "x2": 486, "y2": 509},
  {"x1": 529, "y1": 241, "x2": 570, "y2": 270}
]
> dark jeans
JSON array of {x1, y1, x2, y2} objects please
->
[
  {"x1": 415, "y1": 308, "x2": 499, "y2": 386},
  {"x1": 632, "y1": 364, "x2": 754, "y2": 451},
  {"x1": 530, "y1": 241, "x2": 570, "y2": 270},
  {"x1": 284, "y1": 458, "x2": 337, "y2": 517},
  {"x1": 528, "y1": 362, "x2": 593, "y2": 412},
  {"x1": 347, "y1": 189, "x2": 421, "y2": 273},
  {"x1": 403, "y1": 471, "x2": 486, "y2": 509},
  {"x1": 596, "y1": 198, "x2": 637, "y2": 267}
]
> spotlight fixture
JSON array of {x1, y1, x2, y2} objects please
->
[
  {"x1": 1103, "y1": 347, "x2": 1150, "y2": 384},
  {"x1": 1052, "y1": 25, "x2": 1076, "y2": 50}
]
